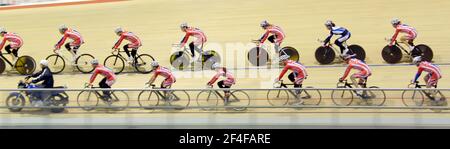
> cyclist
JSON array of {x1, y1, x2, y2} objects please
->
[
  {"x1": 112, "y1": 27, "x2": 142, "y2": 64},
  {"x1": 147, "y1": 61, "x2": 176, "y2": 89},
  {"x1": 256, "y1": 20, "x2": 286, "y2": 54},
  {"x1": 54, "y1": 25, "x2": 84, "y2": 63},
  {"x1": 179, "y1": 23, "x2": 207, "y2": 64},
  {"x1": 323, "y1": 20, "x2": 352, "y2": 56},
  {"x1": 25, "y1": 60, "x2": 54, "y2": 106},
  {"x1": 411, "y1": 56, "x2": 443, "y2": 103},
  {"x1": 0, "y1": 27, "x2": 23, "y2": 64},
  {"x1": 275, "y1": 55, "x2": 308, "y2": 97},
  {"x1": 88, "y1": 59, "x2": 116, "y2": 99},
  {"x1": 207, "y1": 63, "x2": 235, "y2": 104},
  {"x1": 389, "y1": 18, "x2": 418, "y2": 54},
  {"x1": 339, "y1": 54, "x2": 372, "y2": 92}
]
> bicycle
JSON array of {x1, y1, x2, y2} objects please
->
[
  {"x1": 45, "y1": 49, "x2": 95, "y2": 74},
  {"x1": 76, "y1": 83, "x2": 129, "y2": 111},
  {"x1": 315, "y1": 39, "x2": 366, "y2": 65},
  {"x1": 401, "y1": 81, "x2": 447, "y2": 107},
  {"x1": 247, "y1": 40, "x2": 299, "y2": 66},
  {"x1": 169, "y1": 44, "x2": 221, "y2": 70},
  {"x1": 5, "y1": 79, "x2": 69, "y2": 113},
  {"x1": 104, "y1": 49, "x2": 155, "y2": 74},
  {"x1": 196, "y1": 85, "x2": 250, "y2": 111},
  {"x1": 266, "y1": 80, "x2": 321, "y2": 106},
  {"x1": 331, "y1": 80, "x2": 386, "y2": 106},
  {"x1": 381, "y1": 38, "x2": 433, "y2": 64},
  {"x1": 0, "y1": 53, "x2": 36, "y2": 75},
  {"x1": 137, "y1": 84, "x2": 190, "y2": 110}
]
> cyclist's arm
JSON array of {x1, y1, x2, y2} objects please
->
[
  {"x1": 180, "y1": 32, "x2": 191, "y2": 48},
  {"x1": 340, "y1": 66, "x2": 352, "y2": 80},
  {"x1": 277, "y1": 66, "x2": 289, "y2": 81},
  {"x1": 31, "y1": 68, "x2": 51, "y2": 84},
  {"x1": 89, "y1": 69, "x2": 99, "y2": 84},
  {"x1": 323, "y1": 32, "x2": 333, "y2": 45},
  {"x1": 259, "y1": 30, "x2": 270, "y2": 44},
  {"x1": 148, "y1": 73, "x2": 158, "y2": 85},
  {"x1": 413, "y1": 67, "x2": 424, "y2": 82},
  {"x1": 390, "y1": 29, "x2": 400, "y2": 46},
  {"x1": 55, "y1": 34, "x2": 68, "y2": 49},
  {"x1": 113, "y1": 35, "x2": 125, "y2": 49},
  {"x1": 207, "y1": 73, "x2": 220, "y2": 85}
]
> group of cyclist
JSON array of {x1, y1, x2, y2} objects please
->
[{"x1": 0, "y1": 18, "x2": 444, "y2": 106}]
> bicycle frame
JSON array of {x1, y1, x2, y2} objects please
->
[
  {"x1": 0, "y1": 53, "x2": 14, "y2": 67},
  {"x1": 410, "y1": 82, "x2": 445, "y2": 100},
  {"x1": 276, "y1": 80, "x2": 307, "y2": 99}
]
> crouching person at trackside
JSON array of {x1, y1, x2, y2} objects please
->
[{"x1": 25, "y1": 60, "x2": 54, "y2": 106}]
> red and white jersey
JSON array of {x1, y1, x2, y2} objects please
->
[
  {"x1": 113, "y1": 31, "x2": 142, "y2": 49},
  {"x1": 390, "y1": 24, "x2": 418, "y2": 44},
  {"x1": 417, "y1": 61, "x2": 442, "y2": 79},
  {"x1": 89, "y1": 65, "x2": 116, "y2": 83},
  {"x1": 278, "y1": 60, "x2": 307, "y2": 80},
  {"x1": 0, "y1": 32, "x2": 24, "y2": 50},
  {"x1": 154, "y1": 66, "x2": 175, "y2": 80},
  {"x1": 342, "y1": 58, "x2": 372, "y2": 79},
  {"x1": 208, "y1": 68, "x2": 236, "y2": 85},
  {"x1": 260, "y1": 25, "x2": 285, "y2": 44},
  {"x1": 56, "y1": 28, "x2": 84, "y2": 49},
  {"x1": 180, "y1": 27, "x2": 207, "y2": 47}
]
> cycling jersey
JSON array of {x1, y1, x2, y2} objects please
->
[
  {"x1": 278, "y1": 60, "x2": 307, "y2": 84},
  {"x1": 390, "y1": 24, "x2": 417, "y2": 45},
  {"x1": 113, "y1": 31, "x2": 142, "y2": 49},
  {"x1": 208, "y1": 68, "x2": 235, "y2": 86},
  {"x1": 180, "y1": 27, "x2": 207, "y2": 47},
  {"x1": 0, "y1": 32, "x2": 23, "y2": 50},
  {"x1": 89, "y1": 64, "x2": 116, "y2": 84},
  {"x1": 55, "y1": 28, "x2": 84, "y2": 49},
  {"x1": 341, "y1": 58, "x2": 372, "y2": 80},
  {"x1": 414, "y1": 61, "x2": 442, "y2": 86},
  {"x1": 260, "y1": 25, "x2": 285, "y2": 45}
]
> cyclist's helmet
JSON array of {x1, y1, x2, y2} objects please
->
[
  {"x1": 180, "y1": 22, "x2": 188, "y2": 29},
  {"x1": 40, "y1": 60, "x2": 49, "y2": 67},
  {"x1": 115, "y1": 27, "x2": 124, "y2": 35},
  {"x1": 211, "y1": 63, "x2": 220, "y2": 69},
  {"x1": 260, "y1": 20, "x2": 269, "y2": 28},
  {"x1": 412, "y1": 56, "x2": 422, "y2": 65},
  {"x1": 151, "y1": 61, "x2": 159, "y2": 68},
  {"x1": 59, "y1": 24, "x2": 68, "y2": 33},
  {"x1": 325, "y1": 20, "x2": 335, "y2": 27},
  {"x1": 90, "y1": 59, "x2": 99, "y2": 65},
  {"x1": 279, "y1": 55, "x2": 290, "y2": 62},
  {"x1": 391, "y1": 18, "x2": 401, "y2": 26},
  {"x1": 0, "y1": 27, "x2": 6, "y2": 34}
]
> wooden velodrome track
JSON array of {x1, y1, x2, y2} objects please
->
[{"x1": 0, "y1": 0, "x2": 450, "y2": 128}]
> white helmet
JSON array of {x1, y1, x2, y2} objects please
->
[
  {"x1": 90, "y1": 59, "x2": 99, "y2": 65},
  {"x1": 0, "y1": 27, "x2": 6, "y2": 33},
  {"x1": 59, "y1": 24, "x2": 68, "y2": 32},
  {"x1": 114, "y1": 27, "x2": 124, "y2": 34},
  {"x1": 260, "y1": 20, "x2": 269, "y2": 27},
  {"x1": 412, "y1": 56, "x2": 422, "y2": 64},
  {"x1": 279, "y1": 55, "x2": 290, "y2": 62},
  {"x1": 151, "y1": 61, "x2": 159, "y2": 67},
  {"x1": 180, "y1": 22, "x2": 188, "y2": 29},
  {"x1": 211, "y1": 63, "x2": 220, "y2": 69},
  {"x1": 391, "y1": 18, "x2": 401, "y2": 25},
  {"x1": 342, "y1": 54, "x2": 355, "y2": 60},
  {"x1": 325, "y1": 20, "x2": 334, "y2": 26},
  {"x1": 40, "y1": 60, "x2": 49, "y2": 67}
]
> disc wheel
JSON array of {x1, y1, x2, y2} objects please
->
[
  {"x1": 202, "y1": 50, "x2": 221, "y2": 70},
  {"x1": 413, "y1": 44, "x2": 433, "y2": 62},
  {"x1": 247, "y1": 47, "x2": 269, "y2": 66},
  {"x1": 279, "y1": 46, "x2": 299, "y2": 62},
  {"x1": 170, "y1": 51, "x2": 190, "y2": 70},
  {"x1": 15, "y1": 55, "x2": 36, "y2": 75},
  {"x1": 349, "y1": 44, "x2": 366, "y2": 61},
  {"x1": 381, "y1": 45, "x2": 402, "y2": 64},
  {"x1": 0, "y1": 59, "x2": 6, "y2": 74},
  {"x1": 315, "y1": 46, "x2": 335, "y2": 64}
]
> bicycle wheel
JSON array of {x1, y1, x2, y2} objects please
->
[
  {"x1": 45, "y1": 54, "x2": 65, "y2": 74},
  {"x1": 280, "y1": 46, "x2": 299, "y2": 62},
  {"x1": 247, "y1": 47, "x2": 269, "y2": 66},
  {"x1": 165, "y1": 91, "x2": 190, "y2": 110},
  {"x1": 414, "y1": 44, "x2": 433, "y2": 62},
  {"x1": 104, "y1": 55, "x2": 125, "y2": 74},
  {"x1": 315, "y1": 46, "x2": 335, "y2": 64},
  {"x1": 302, "y1": 87, "x2": 322, "y2": 105},
  {"x1": 15, "y1": 55, "x2": 36, "y2": 75},
  {"x1": 76, "y1": 54, "x2": 95, "y2": 73},
  {"x1": 196, "y1": 91, "x2": 219, "y2": 110},
  {"x1": 381, "y1": 45, "x2": 402, "y2": 64},
  {"x1": 348, "y1": 44, "x2": 366, "y2": 61},
  {"x1": 267, "y1": 89, "x2": 289, "y2": 106},
  {"x1": 5, "y1": 93, "x2": 26, "y2": 112},
  {"x1": 109, "y1": 90, "x2": 130, "y2": 110},
  {"x1": 137, "y1": 90, "x2": 160, "y2": 110},
  {"x1": 0, "y1": 59, "x2": 6, "y2": 74},
  {"x1": 202, "y1": 50, "x2": 221, "y2": 70},
  {"x1": 364, "y1": 86, "x2": 386, "y2": 106},
  {"x1": 402, "y1": 90, "x2": 425, "y2": 106},
  {"x1": 170, "y1": 51, "x2": 190, "y2": 70},
  {"x1": 228, "y1": 90, "x2": 250, "y2": 111},
  {"x1": 135, "y1": 54, "x2": 155, "y2": 74},
  {"x1": 331, "y1": 87, "x2": 354, "y2": 106},
  {"x1": 77, "y1": 90, "x2": 99, "y2": 111}
]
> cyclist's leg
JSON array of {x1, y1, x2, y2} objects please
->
[
  {"x1": 4, "y1": 45, "x2": 18, "y2": 62},
  {"x1": 217, "y1": 80, "x2": 231, "y2": 103},
  {"x1": 123, "y1": 44, "x2": 133, "y2": 61},
  {"x1": 335, "y1": 33, "x2": 350, "y2": 55},
  {"x1": 193, "y1": 39, "x2": 205, "y2": 62},
  {"x1": 99, "y1": 77, "x2": 112, "y2": 98},
  {"x1": 425, "y1": 74, "x2": 439, "y2": 99}
]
